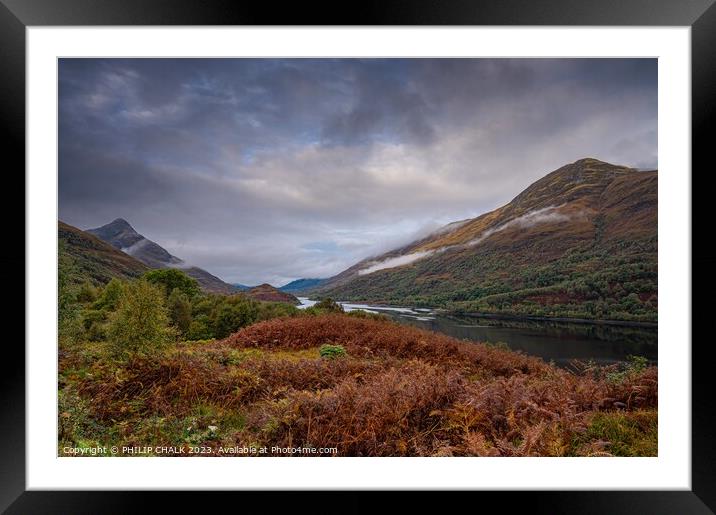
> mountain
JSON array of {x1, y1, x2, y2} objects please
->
[
  {"x1": 316, "y1": 158, "x2": 657, "y2": 322},
  {"x1": 87, "y1": 218, "x2": 182, "y2": 268},
  {"x1": 246, "y1": 284, "x2": 300, "y2": 304},
  {"x1": 87, "y1": 218, "x2": 236, "y2": 295},
  {"x1": 180, "y1": 266, "x2": 237, "y2": 295},
  {"x1": 279, "y1": 278, "x2": 327, "y2": 292},
  {"x1": 232, "y1": 283, "x2": 252, "y2": 291},
  {"x1": 59, "y1": 221, "x2": 149, "y2": 285}
]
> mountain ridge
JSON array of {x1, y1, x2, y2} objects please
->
[
  {"x1": 58, "y1": 221, "x2": 149, "y2": 285},
  {"x1": 315, "y1": 158, "x2": 657, "y2": 322},
  {"x1": 279, "y1": 278, "x2": 327, "y2": 292},
  {"x1": 88, "y1": 218, "x2": 183, "y2": 268},
  {"x1": 87, "y1": 219, "x2": 236, "y2": 295}
]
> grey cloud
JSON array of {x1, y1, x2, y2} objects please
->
[{"x1": 59, "y1": 58, "x2": 657, "y2": 285}]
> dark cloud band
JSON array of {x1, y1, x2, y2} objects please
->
[{"x1": 59, "y1": 58, "x2": 657, "y2": 285}]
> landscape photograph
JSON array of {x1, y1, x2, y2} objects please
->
[{"x1": 58, "y1": 58, "x2": 657, "y2": 457}]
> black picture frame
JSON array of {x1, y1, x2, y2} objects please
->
[{"x1": 3, "y1": 0, "x2": 714, "y2": 513}]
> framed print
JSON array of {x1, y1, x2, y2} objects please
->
[{"x1": 4, "y1": 0, "x2": 715, "y2": 512}]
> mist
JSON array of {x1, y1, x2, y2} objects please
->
[
  {"x1": 357, "y1": 206, "x2": 573, "y2": 275},
  {"x1": 466, "y1": 206, "x2": 571, "y2": 246}
]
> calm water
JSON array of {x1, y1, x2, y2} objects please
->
[{"x1": 297, "y1": 297, "x2": 657, "y2": 367}]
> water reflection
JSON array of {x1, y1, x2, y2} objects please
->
[
  {"x1": 296, "y1": 298, "x2": 657, "y2": 367},
  {"x1": 400, "y1": 314, "x2": 657, "y2": 367}
]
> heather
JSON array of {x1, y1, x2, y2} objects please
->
[{"x1": 59, "y1": 309, "x2": 657, "y2": 457}]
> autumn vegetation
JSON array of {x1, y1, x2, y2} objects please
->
[
  {"x1": 316, "y1": 161, "x2": 657, "y2": 323},
  {"x1": 59, "y1": 268, "x2": 657, "y2": 457}
]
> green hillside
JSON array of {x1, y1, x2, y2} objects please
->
[
  {"x1": 59, "y1": 221, "x2": 149, "y2": 286},
  {"x1": 317, "y1": 159, "x2": 657, "y2": 322}
]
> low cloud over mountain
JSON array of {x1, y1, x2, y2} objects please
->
[{"x1": 59, "y1": 59, "x2": 656, "y2": 285}]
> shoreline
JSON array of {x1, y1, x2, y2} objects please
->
[
  {"x1": 447, "y1": 311, "x2": 658, "y2": 329},
  {"x1": 298, "y1": 297, "x2": 658, "y2": 328}
]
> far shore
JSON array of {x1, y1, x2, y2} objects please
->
[
  {"x1": 449, "y1": 311, "x2": 658, "y2": 329},
  {"x1": 300, "y1": 297, "x2": 657, "y2": 329}
]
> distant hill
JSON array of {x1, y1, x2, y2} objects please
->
[
  {"x1": 316, "y1": 158, "x2": 657, "y2": 322},
  {"x1": 232, "y1": 283, "x2": 252, "y2": 291},
  {"x1": 87, "y1": 218, "x2": 236, "y2": 295},
  {"x1": 246, "y1": 284, "x2": 300, "y2": 304},
  {"x1": 279, "y1": 278, "x2": 326, "y2": 292},
  {"x1": 181, "y1": 266, "x2": 237, "y2": 295},
  {"x1": 59, "y1": 221, "x2": 149, "y2": 285}
]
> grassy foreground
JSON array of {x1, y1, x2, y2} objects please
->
[{"x1": 59, "y1": 314, "x2": 657, "y2": 457}]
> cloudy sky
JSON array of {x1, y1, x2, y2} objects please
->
[{"x1": 58, "y1": 58, "x2": 657, "y2": 286}]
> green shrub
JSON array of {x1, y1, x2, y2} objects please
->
[
  {"x1": 82, "y1": 309, "x2": 107, "y2": 330},
  {"x1": 319, "y1": 344, "x2": 347, "y2": 359},
  {"x1": 93, "y1": 278, "x2": 125, "y2": 311},
  {"x1": 86, "y1": 321, "x2": 107, "y2": 341},
  {"x1": 606, "y1": 354, "x2": 650, "y2": 384},
  {"x1": 81, "y1": 309, "x2": 108, "y2": 341},
  {"x1": 211, "y1": 297, "x2": 259, "y2": 338},
  {"x1": 626, "y1": 354, "x2": 648, "y2": 373},
  {"x1": 187, "y1": 315, "x2": 212, "y2": 340},
  {"x1": 313, "y1": 298, "x2": 344, "y2": 313},
  {"x1": 168, "y1": 288, "x2": 193, "y2": 336},
  {"x1": 346, "y1": 309, "x2": 390, "y2": 321},
  {"x1": 76, "y1": 282, "x2": 100, "y2": 303},
  {"x1": 106, "y1": 279, "x2": 173, "y2": 358},
  {"x1": 188, "y1": 294, "x2": 266, "y2": 338},
  {"x1": 256, "y1": 301, "x2": 301, "y2": 321},
  {"x1": 143, "y1": 269, "x2": 200, "y2": 298}
]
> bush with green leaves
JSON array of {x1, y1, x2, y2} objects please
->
[
  {"x1": 314, "y1": 298, "x2": 344, "y2": 313},
  {"x1": 346, "y1": 309, "x2": 389, "y2": 321},
  {"x1": 76, "y1": 282, "x2": 100, "y2": 303},
  {"x1": 167, "y1": 288, "x2": 193, "y2": 336},
  {"x1": 187, "y1": 315, "x2": 213, "y2": 341},
  {"x1": 189, "y1": 294, "x2": 262, "y2": 339},
  {"x1": 143, "y1": 269, "x2": 200, "y2": 298},
  {"x1": 211, "y1": 297, "x2": 260, "y2": 338},
  {"x1": 106, "y1": 279, "x2": 173, "y2": 358},
  {"x1": 81, "y1": 309, "x2": 108, "y2": 341},
  {"x1": 606, "y1": 354, "x2": 650, "y2": 384},
  {"x1": 319, "y1": 344, "x2": 347, "y2": 359},
  {"x1": 178, "y1": 295, "x2": 301, "y2": 340},
  {"x1": 93, "y1": 278, "x2": 125, "y2": 311},
  {"x1": 86, "y1": 321, "x2": 107, "y2": 342},
  {"x1": 304, "y1": 298, "x2": 345, "y2": 316},
  {"x1": 256, "y1": 301, "x2": 300, "y2": 321},
  {"x1": 82, "y1": 309, "x2": 107, "y2": 330}
]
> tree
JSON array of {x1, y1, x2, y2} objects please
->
[
  {"x1": 167, "y1": 287, "x2": 193, "y2": 337},
  {"x1": 313, "y1": 298, "x2": 344, "y2": 313},
  {"x1": 93, "y1": 278, "x2": 125, "y2": 311},
  {"x1": 187, "y1": 315, "x2": 212, "y2": 341},
  {"x1": 107, "y1": 279, "x2": 172, "y2": 358},
  {"x1": 143, "y1": 269, "x2": 200, "y2": 298},
  {"x1": 211, "y1": 297, "x2": 259, "y2": 338}
]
